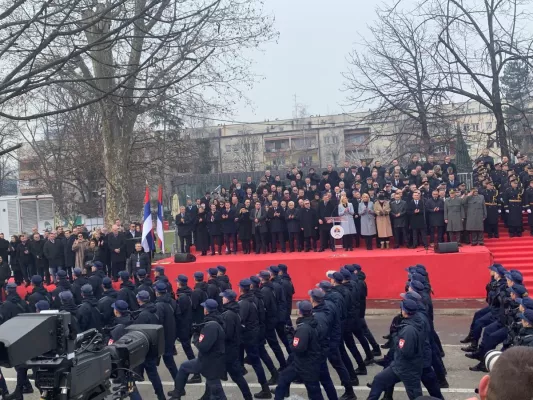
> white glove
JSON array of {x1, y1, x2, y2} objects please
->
[
  {"x1": 498, "y1": 210, "x2": 501, "y2": 214},
  {"x1": 505, "y1": 210, "x2": 509, "y2": 213},
  {"x1": 528, "y1": 209, "x2": 532, "y2": 214}
]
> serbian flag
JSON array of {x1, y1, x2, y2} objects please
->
[
  {"x1": 141, "y1": 186, "x2": 155, "y2": 252},
  {"x1": 157, "y1": 185, "x2": 165, "y2": 252}
]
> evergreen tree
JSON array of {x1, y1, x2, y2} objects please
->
[
  {"x1": 501, "y1": 61, "x2": 533, "y2": 145},
  {"x1": 455, "y1": 126, "x2": 472, "y2": 173}
]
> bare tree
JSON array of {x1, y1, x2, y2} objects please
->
[
  {"x1": 233, "y1": 131, "x2": 261, "y2": 172},
  {"x1": 425, "y1": 0, "x2": 533, "y2": 157},
  {"x1": 343, "y1": 8, "x2": 448, "y2": 157},
  {"x1": 0, "y1": 0, "x2": 276, "y2": 225}
]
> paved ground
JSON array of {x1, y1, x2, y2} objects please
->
[{"x1": 2, "y1": 314, "x2": 484, "y2": 400}]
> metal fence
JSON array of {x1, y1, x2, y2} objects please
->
[{"x1": 172, "y1": 170, "x2": 475, "y2": 203}]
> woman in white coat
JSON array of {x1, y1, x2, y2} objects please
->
[
  {"x1": 338, "y1": 195, "x2": 356, "y2": 250},
  {"x1": 358, "y1": 193, "x2": 377, "y2": 250}
]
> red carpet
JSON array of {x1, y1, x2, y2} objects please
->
[
  {"x1": 485, "y1": 216, "x2": 533, "y2": 288},
  {"x1": 156, "y1": 246, "x2": 492, "y2": 301}
]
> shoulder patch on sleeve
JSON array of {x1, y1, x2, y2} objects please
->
[
  {"x1": 399, "y1": 339, "x2": 405, "y2": 349},
  {"x1": 199, "y1": 334, "x2": 205, "y2": 342},
  {"x1": 293, "y1": 337, "x2": 300, "y2": 347}
]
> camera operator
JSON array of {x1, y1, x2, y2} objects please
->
[
  {"x1": 77, "y1": 284, "x2": 103, "y2": 331},
  {"x1": 98, "y1": 277, "x2": 119, "y2": 326},
  {"x1": 171, "y1": 299, "x2": 226, "y2": 400},
  {"x1": 134, "y1": 290, "x2": 166, "y2": 400}
]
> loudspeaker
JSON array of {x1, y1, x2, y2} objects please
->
[
  {"x1": 174, "y1": 253, "x2": 196, "y2": 263},
  {"x1": 435, "y1": 242, "x2": 459, "y2": 253}
]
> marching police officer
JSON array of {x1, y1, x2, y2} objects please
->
[
  {"x1": 118, "y1": 271, "x2": 139, "y2": 311},
  {"x1": 268, "y1": 265, "x2": 291, "y2": 354},
  {"x1": 218, "y1": 289, "x2": 253, "y2": 399},
  {"x1": 98, "y1": 277, "x2": 119, "y2": 326},
  {"x1": 274, "y1": 300, "x2": 324, "y2": 400},
  {"x1": 51, "y1": 270, "x2": 73, "y2": 309},
  {"x1": 154, "y1": 265, "x2": 175, "y2": 298},
  {"x1": 111, "y1": 300, "x2": 133, "y2": 326},
  {"x1": 207, "y1": 267, "x2": 222, "y2": 308},
  {"x1": 171, "y1": 299, "x2": 227, "y2": 400},
  {"x1": 316, "y1": 281, "x2": 357, "y2": 399},
  {"x1": 259, "y1": 270, "x2": 287, "y2": 370},
  {"x1": 238, "y1": 279, "x2": 272, "y2": 399},
  {"x1": 134, "y1": 290, "x2": 166, "y2": 400},
  {"x1": 77, "y1": 284, "x2": 103, "y2": 331},
  {"x1": 175, "y1": 275, "x2": 195, "y2": 361},
  {"x1": 27, "y1": 275, "x2": 51, "y2": 312},
  {"x1": 278, "y1": 264, "x2": 295, "y2": 327},
  {"x1": 89, "y1": 261, "x2": 106, "y2": 299},
  {"x1": 154, "y1": 281, "x2": 180, "y2": 393},
  {"x1": 216, "y1": 265, "x2": 232, "y2": 291},
  {"x1": 59, "y1": 291, "x2": 81, "y2": 332},
  {"x1": 250, "y1": 275, "x2": 279, "y2": 385},
  {"x1": 135, "y1": 269, "x2": 155, "y2": 301},
  {"x1": 512, "y1": 309, "x2": 533, "y2": 347},
  {"x1": 72, "y1": 267, "x2": 90, "y2": 305},
  {"x1": 367, "y1": 299, "x2": 424, "y2": 400},
  {"x1": 309, "y1": 288, "x2": 347, "y2": 400},
  {"x1": 189, "y1": 271, "x2": 209, "y2": 384}
]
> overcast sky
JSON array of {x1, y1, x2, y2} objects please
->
[{"x1": 232, "y1": 0, "x2": 378, "y2": 123}]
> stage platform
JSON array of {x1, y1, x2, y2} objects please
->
[{"x1": 154, "y1": 246, "x2": 493, "y2": 301}]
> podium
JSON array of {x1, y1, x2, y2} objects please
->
[{"x1": 326, "y1": 216, "x2": 345, "y2": 250}]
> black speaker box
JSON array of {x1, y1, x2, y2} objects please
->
[
  {"x1": 434, "y1": 242, "x2": 459, "y2": 253},
  {"x1": 174, "y1": 253, "x2": 196, "y2": 263}
]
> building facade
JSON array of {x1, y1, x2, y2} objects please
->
[{"x1": 188, "y1": 100, "x2": 517, "y2": 173}]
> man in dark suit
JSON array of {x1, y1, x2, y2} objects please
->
[
  {"x1": 318, "y1": 194, "x2": 337, "y2": 252},
  {"x1": 199, "y1": 192, "x2": 211, "y2": 208},
  {"x1": 407, "y1": 192, "x2": 428, "y2": 249},
  {"x1": 390, "y1": 192, "x2": 408, "y2": 248},
  {"x1": 107, "y1": 225, "x2": 126, "y2": 281},
  {"x1": 221, "y1": 201, "x2": 238, "y2": 254},
  {"x1": 441, "y1": 156, "x2": 458, "y2": 177},
  {"x1": 425, "y1": 190, "x2": 445, "y2": 244},
  {"x1": 267, "y1": 200, "x2": 286, "y2": 253},
  {"x1": 446, "y1": 174, "x2": 460, "y2": 193},
  {"x1": 299, "y1": 200, "x2": 318, "y2": 251},
  {"x1": 357, "y1": 160, "x2": 371, "y2": 181},
  {"x1": 176, "y1": 206, "x2": 194, "y2": 253},
  {"x1": 250, "y1": 201, "x2": 268, "y2": 254},
  {"x1": 125, "y1": 222, "x2": 142, "y2": 257},
  {"x1": 185, "y1": 198, "x2": 198, "y2": 245}
]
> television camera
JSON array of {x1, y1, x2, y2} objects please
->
[{"x1": 0, "y1": 311, "x2": 163, "y2": 400}]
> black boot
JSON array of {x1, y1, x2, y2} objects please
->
[
  {"x1": 460, "y1": 333, "x2": 474, "y2": 343},
  {"x1": 5, "y1": 389, "x2": 22, "y2": 400},
  {"x1": 253, "y1": 383, "x2": 272, "y2": 399},
  {"x1": 187, "y1": 373, "x2": 202, "y2": 384},
  {"x1": 364, "y1": 357, "x2": 375, "y2": 365},
  {"x1": 372, "y1": 347, "x2": 382, "y2": 357},
  {"x1": 350, "y1": 376, "x2": 359, "y2": 386},
  {"x1": 469, "y1": 362, "x2": 488, "y2": 372},
  {"x1": 381, "y1": 342, "x2": 391, "y2": 349},
  {"x1": 465, "y1": 352, "x2": 480, "y2": 360},
  {"x1": 22, "y1": 385, "x2": 34, "y2": 394},
  {"x1": 167, "y1": 389, "x2": 186, "y2": 398},
  {"x1": 339, "y1": 386, "x2": 357, "y2": 400},
  {"x1": 354, "y1": 366, "x2": 367, "y2": 375},
  {"x1": 266, "y1": 369, "x2": 278, "y2": 385},
  {"x1": 375, "y1": 358, "x2": 388, "y2": 367},
  {"x1": 461, "y1": 340, "x2": 478, "y2": 352},
  {"x1": 439, "y1": 378, "x2": 449, "y2": 388}
]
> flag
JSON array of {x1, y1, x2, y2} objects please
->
[
  {"x1": 157, "y1": 185, "x2": 165, "y2": 252},
  {"x1": 141, "y1": 186, "x2": 155, "y2": 252}
]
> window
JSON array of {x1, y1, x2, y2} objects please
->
[
  {"x1": 486, "y1": 122, "x2": 493, "y2": 130},
  {"x1": 332, "y1": 136, "x2": 339, "y2": 144},
  {"x1": 252, "y1": 143, "x2": 259, "y2": 152},
  {"x1": 225, "y1": 144, "x2": 231, "y2": 152},
  {"x1": 472, "y1": 123, "x2": 479, "y2": 131},
  {"x1": 232, "y1": 145, "x2": 239, "y2": 152},
  {"x1": 463, "y1": 124, "x2": 470, "y2": 132},
  {"x1": 324, "y1": 136, "x2": 330, "y2": 144}
]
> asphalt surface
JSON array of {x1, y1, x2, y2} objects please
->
[{"x1": 2, "y1": 314, "x2": 484, "y2": 400}]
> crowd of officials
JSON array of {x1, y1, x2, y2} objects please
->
[
  {"x1": 176, "y1": 151, "x2": 533, "y2": 254},
  {"x1": 0, "y1": 258, "x2": 459, "y2": 400}
]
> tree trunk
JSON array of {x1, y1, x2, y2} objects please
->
[
  {"x1": 493, "y1": 101, "x2": 510, "y2": 158},
  {"x1": 100, "y1": 100, "x2": 137, "y2": 227}
]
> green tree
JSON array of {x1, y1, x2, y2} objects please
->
[
  {"x1": 455, "y1": 126, "x2": 471, "y2": 173},
  {"x1": 501, "y1": 61, "x2": 533, "y2": 149}
]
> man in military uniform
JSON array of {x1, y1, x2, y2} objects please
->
[
  {"x1": 482, "y1": 181, "x2": 500, "y2": 238},
  {"x1": 504, "y1": 179, "x2": 524, "y2": 236},
  {"x1": 523, "y1": 179, "x2": 533, "y2": 236},
  {"x1": 463, "y1": 187, "x2": 487, "y2": 246},
  {"x1": 444, "y1": 189, "x2": 465, "y2": 244}
]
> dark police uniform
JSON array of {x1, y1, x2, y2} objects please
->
[
  {"x1": 238, "y1": 281, "x2": 269, "y2": 392},
  {"x1": 172, "y1": 300, "x2": 227, "y2": 400},
  {"x1": 77, "y1": 285, "x2": 103, "y2": 331},
  {"x1": 482, "y1": 188, "x2": 500, "y2": 237},
  {"x1": 176, "y1": 278, "x2": 195, "y2": 360},
  {"x1": 97, "y1": 285, "x2": 119, "y2": 327},
  {"x1": 118, "y1": 272, "x2": 140, "y2": 311},
  {"x1": 134, "y1": 292, "x2": 166, "y2": 400},
  {"x1": 270, "y1": 269, "x2": 291, "y2": 354},
  {"x1": 503, "y1": 186, "x2": 524, "y2": 236},
  {"x1": 275, "y1": 303, "x2": 324, "y2": 400},
  {"x1": 260, "y1": 275, "x2": 287, "y2": 369},
  {"x1": 368, "y1": 300, "x2": 424, "y2": 400}
]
